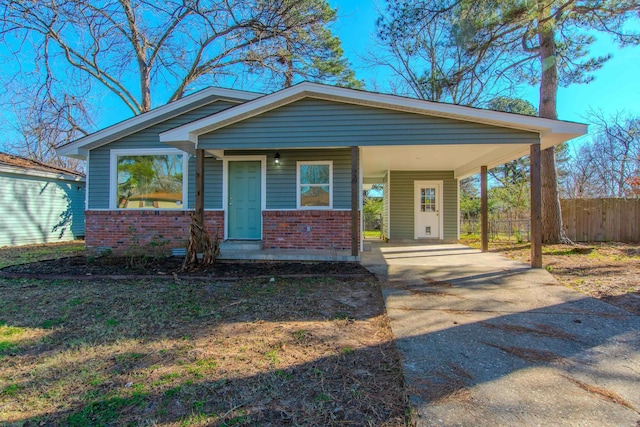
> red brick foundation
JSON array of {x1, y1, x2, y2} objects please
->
[
  {"x1": 85, "y1": 210, "x2": 224, "y2": 255},
  {"x1": 262, "y1": 210, "x2": 354, "y2": 250},
  {"x1": 86, "y1": 210, "x2": 357, "y2": 254}
]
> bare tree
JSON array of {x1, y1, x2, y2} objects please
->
[
  {"x1": 373, "y1": 0, "x2": 523, "y2": 105},
  {"x1": 2, "y1": 80, "x2": 91, "y2": 171},
  {"x1": 1, "y1": 0, "x2": 358, "y2": 114},
  {"x1": 560, "y1": 144, "x2": 597, "y2": 198},
  {"x1": 564, "y1": 111, "x2": 640, "y2": 198}
]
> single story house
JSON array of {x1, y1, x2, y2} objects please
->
[
  {"x1": 57, "y1": 82, "x2": 586, "y2": 266},
  {"x1": 0, "y1": 152, "x2": 85, "y2": 247}
]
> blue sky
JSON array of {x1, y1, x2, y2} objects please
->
[
  {"x1": 329, "y1": 0, "x2": 640, "y2": 132},
  {"x1": 1, "y1": 1, "x2": 638, "y2": 151}
]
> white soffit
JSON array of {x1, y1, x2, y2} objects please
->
[{"x1": 361, "y1": 144, "x2": 531, "y2": 179}]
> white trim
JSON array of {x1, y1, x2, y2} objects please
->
[
  {"x1": 296, "y1": 160, "x2": 333, "y2": 210},
  {"x1": 385, "y1": 169, "x2": 391, "y2": 240},
  {"x1": 58, "y1": 87, "x2": 263, "y2": 158},
  {"x1": 109, "y1": 148, "x2": 189, "y2": 210},
  {"x1": 457, "y1": 178, "x2": 461, "y2": 240},
  {"x1": 222, "y1": 155, "x2": 267, "y2": 240},
  {"x1": 262, "y1": 208, "x2": 352, "y2": 212},
  {"x1": 414, "y1": 180, "x2": 444, "y2": 240},
  {"x1": 159, "y1": 82, "x2": 587, "y2": 149},
  {"x1": 358, "y1": 147, "x2": 363, "y2": 252},
  {"x1": 85, "y1": 151, "x2": 90, "y2": 211},
  {"x1": 88, "y1": 208, "x2": 224, "y2": 212}
]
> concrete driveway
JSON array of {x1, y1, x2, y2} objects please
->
[{"x1": 361, "y1": 242, "x2": 640, "y2": 426}]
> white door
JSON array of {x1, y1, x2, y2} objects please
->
[{"x1": 414, "y1": 181, "x2": 442, "y2": 239}]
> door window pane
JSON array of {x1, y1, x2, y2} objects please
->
[{"x1": 421, "y1": 187, "x2": 436, "y2": 212}]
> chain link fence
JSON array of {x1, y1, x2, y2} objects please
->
[{"x1": 460, "y1": 218, "x2": 530, "y2": 242}]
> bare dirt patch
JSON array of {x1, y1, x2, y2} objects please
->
[
  {"x1": 1, "y1": 255, "x2": 371, "y2": 280},
  {"x1": 0, "y1": 242, "x2": 370, "y2": 279},
  {"x1": 461, "y1": 238, "x2": 640, "y2": 315},
  {"x1": 0, "y1": 245, "x2": 409, "y2": 426}
]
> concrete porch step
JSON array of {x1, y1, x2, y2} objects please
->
[
  {"x1": 217, "y1": 248, "x2": 359, "y2": 262},
  {"x1": 219, "y1": 240, "x2": 263, "y2": 251}
]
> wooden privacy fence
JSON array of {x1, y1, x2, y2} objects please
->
[{"x1": 561, "y1": 198, "x2": 640, "y2": 242}]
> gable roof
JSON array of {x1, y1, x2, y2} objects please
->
[
  {"x1": 57, "y1": 86, "x2": 263, "y2": 158},
  {"x1": 0, "y1": 152, "x2": 85, "y2": 181},
  {"x1": 159, "y1": 82, "x2": 587, "y2": 151}
]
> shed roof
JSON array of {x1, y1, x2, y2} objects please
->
[{"x1": 0, "y1": 152, "x2": 85, "y2": 181}]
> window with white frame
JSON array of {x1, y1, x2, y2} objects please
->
[
  {"x1": 297, "y1": 161, "x2": 333, "y2": 208},
  {"x1": 111, "y1": 149, "x2": 188, "y2": 209}
]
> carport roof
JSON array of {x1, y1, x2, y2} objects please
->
[
  {"x1": 58, "y1": 81, "x2": 587, "y2": 174},
  {"x1": 158, "y1": 82, "x2": 587, "y2": 155}
]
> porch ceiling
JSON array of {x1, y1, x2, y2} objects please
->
[{"x1": 361, "y1": 144, "x2": 531, "y2": 180}]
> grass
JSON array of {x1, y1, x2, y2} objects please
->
[
  {"x1": 0, "y1": 241, "x2": 85, "y2": 269},
  {"x1": 363, "y1": 230, "x2": 382, "y2": 239},
  {"x1": 0, "y1": 245, "x2": 408, "y2": 426}
]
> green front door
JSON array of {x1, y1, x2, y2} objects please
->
[{"x1": 228, "y1": 161, "x2": 262, "y2": 239}]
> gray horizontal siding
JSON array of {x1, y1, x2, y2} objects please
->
[
  {"x1": 85, "y1": 96, "x2": 246, "y2": 148},
  {"x1": 187, "y1": 157, "x2": 223, "y2": 209},
  {"x1": 225, "y1": 148, "x2": 353, "y2": 210},
  {"x1": 0, "y1": 173, "x2": 85, "y2": 246},
  {"x1": 88, "y1": 100, "x2": 237, "y2": 209},
  {"x1": 198, "y1": 98, "x2": 539, "y2": 150},
  {"x1": 389, "y1": 171, "x2": 458, "y2": 240}
]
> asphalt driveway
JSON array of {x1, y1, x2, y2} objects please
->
[{"x1": 361, "y1": 242, "x2": 640, "y2": 426}]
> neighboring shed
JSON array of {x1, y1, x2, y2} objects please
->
[{"x1": 0, "y1": 152, "x2": 85, "y2": 247}]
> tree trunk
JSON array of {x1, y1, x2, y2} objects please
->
[
  {"x1": 140, "y1": 64, "x2": 151, "y2": 113},
  {"x1": 537, "y1": 1, "x2": 565, "y2": 244}
]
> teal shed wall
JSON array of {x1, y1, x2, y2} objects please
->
[
  {"x1": 88, "y1": 100, "x2": 238, "y2": 209},
  {"x1": 0, "y1": 172, "x2": 85, "y2": 246},
  {"x1": 389, "y1": 171, "x2": 458, "y2": 240},
  {"x1": 198, "y1": 98, "x2": 539, "y2": 149}
]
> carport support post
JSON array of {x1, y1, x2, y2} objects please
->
[
  {"x1": 530, "y1": 144, "x2": 542, "y2": 268},
  {"x1": 351, "y1": 146, "x2": 359, "y2": 258},
  {"x1": 481, "y1": 165, "x2": 488, "y2": 253},
  {"x1": 195, "y1": 148, "x2": 205, "y2": 228}
]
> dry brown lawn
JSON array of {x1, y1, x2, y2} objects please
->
[{"x1": 0, "y1": 243, "x2": 409, "y2": 426}]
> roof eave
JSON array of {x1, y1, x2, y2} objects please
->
[
  {"x1": 0, "y1": 164, "x2": 85, "y2": 181},
  {"x1": 57, "y1": 87, "x2": 263, "y2": 158}
]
